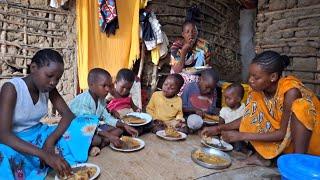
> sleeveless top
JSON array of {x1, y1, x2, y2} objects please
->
[{"x1": 9, "y1": 78, "x2": 49, "y2": 132}]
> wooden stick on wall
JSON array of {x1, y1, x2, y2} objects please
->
[
  {"x1": 0, "y1": 5, "x2": 8, "y2": 57},
  {"x1": 151, "y1": 64, "x2": 158, "y2": 93},
  {"x1": 138, "y1": 43, "x2": 145, "y2": 78},
  {"x1": 22, "y1": 8, "x2": 27, "y2": 75}
]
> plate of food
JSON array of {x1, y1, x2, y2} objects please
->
[
  {"x1": 122, "y1": 112, "x2": 152, "y2": 126},
  {"x1": 156, "y1": 127, "x2": 187, "y2": 141},
  {"x1": 194, "y1": 66, "x2": 211, "y2": 70},
  {"x1": 110, "y1": 136, "x2": 145, "y2": 152},
  {"x1": 203, "y1": 114, "x2": 219, "y2": 125},
  {"x1": 183, "y1": 66, "x2": 211, "y2": 75},
  {"x1": 191, "y1": 147, "x2": 231, "y2": 169},
  {"x1": 182, "y1": 67, "x2": 200, "y2": 75},
  {"x1": 55, "y1": 163, "x2": 100, "y2": 180},
  {"x1": 201, "y1": 136, "x2": 233, "y2": 151},
  {"x1": 41, "y1": 116, "x2": 61, "y2": 126}
]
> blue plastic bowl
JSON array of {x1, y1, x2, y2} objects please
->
[{"x1": 278, "y1": 154, "x2": 320, "y2": 180}]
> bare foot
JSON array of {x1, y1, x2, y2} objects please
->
[
  {"x1": 89, "y1": 146, "x2": 101, "y2": 157},
  {"x1": 241, "y1": 153, "x2": 272, "y2": 167},
  {"x1": 230, "y1": 151, "x2": 247, "y2": 160}
]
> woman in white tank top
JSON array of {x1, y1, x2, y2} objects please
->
[{"x1": 0, "y1": 49, "x2": 99, "y2": 179}]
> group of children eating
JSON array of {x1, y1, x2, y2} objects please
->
[
  {"x1": 77, "y1": 66, "x2": 224, "y2": 147},
  {"x1": 0, "y1": 48, "x2": 246, "y2": 179},
  {"x1": 0, "y1": 21, "x2": 319, "y2": 179}
]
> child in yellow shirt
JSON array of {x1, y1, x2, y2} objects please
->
[{"x1": 147, "y1": 74, "x2": 187, "y2": 133}]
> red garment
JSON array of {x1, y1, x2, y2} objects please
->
[
  {"x1": 189, "y1": 94, "x2": 214, "y2": 112},
  {"x1": 107, "y1": 97, "x2": 131, "y2": 112}
]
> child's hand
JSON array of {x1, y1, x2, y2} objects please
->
[
  {"x1": 123, "y1": 124, "x2": 139, "y2": 137},
  {"x1": 112, "y1": 111, "x2": 121, "y2": 119},
  {"x1": 108, "y1": 135, "x2": 122, "y2": 148},
  {"x1": 182, "y1": 43, "x2": 193, "y2": 52},
  {"x1": 201, "y1": 126, "x2": 221, "y2": 137},
  {"x1": 175, "y1": 121, "x2": 186, "y2": 129},
  {"x1": 175, "y1": 119, "x2": 186, "y2": 128},
  {"x1": 195, "y1": 110, "x2": 205, "y2": 118}
]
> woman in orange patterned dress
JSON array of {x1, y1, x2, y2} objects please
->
[{"x1": 201, "y1": 51, "x2": 320, "y2": 165}]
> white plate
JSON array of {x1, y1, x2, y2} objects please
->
[
  {"x1": 55, "y1": 163, "x2": 100, "y2": 180},
  {"x1": 109, "y1": 137, "x2": 145, "y2": 152},
  {"x1": 194, "y1": 66, "x2": 211, "y2": 70},
  {"x1": 123, "y1": 112, "x2": 152, "y2": 126},
  {"x1": 201, "y1": 137, "x2": 233, "y2": 151},
  {"x1": 182, "y1": 68, "x2": 200, "y2": 75},
  {"x1": 156, "y1": 130, "x2": 187, "y2": 141},
  {"x1": 203, "y1": 120, "x2": 219, "y2": 125}
]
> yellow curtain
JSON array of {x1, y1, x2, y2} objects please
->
[{"x1": 76, "y1": 0, "x2": 143, "y2": 89}]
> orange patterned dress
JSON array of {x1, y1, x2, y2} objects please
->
[{"x1": 240, "y1": 76, "x2": 320, "y2": 159}]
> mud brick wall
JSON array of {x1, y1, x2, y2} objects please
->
[
  {"x1": 0, "y1": 0, "x2": 77, "y2": 103},
  {"x1": 144, "y1": 0, "x2": 242, "y2": 83},
  {"x1": 256, "y1": 0, "x2": 320, "y2": 94}
]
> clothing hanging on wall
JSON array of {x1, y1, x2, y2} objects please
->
[
  {"x1": 77, "y1": 0, "x2": 146, "y2": 89},
  {"x1": 98, "y1": 0, "x2": 119, "y2": 36},
  {"x1": 140, "y1": 9, "x2": 168, "y2": 65}
]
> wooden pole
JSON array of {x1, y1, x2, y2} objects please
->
[
  {"x1": 22, "y1": 8, "x2": 27, "y2": 75},
  {"x1": 6, "y1": 2, "x2": 70, "y2": 15},
  {"x1": 151, "y1": 64, "x2": 158, "y2": 93},
  {"x1": 138, "y1": 43, "x2": 145, "y2": 78},
  {"x1": 0, "y1": 5, "x2": 7, "y2": 57}
]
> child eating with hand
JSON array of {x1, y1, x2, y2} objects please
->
[
  {"x1": 106, "y1": 68, "x2": 141, "y2": 119},
  {"x1": 181, "y1": 69, "x2": 219, "y2": 132},
  {"x1": 69, "y1": 68, "x2": 138, "y2": 156},
  {"x1": 146, "y1": 74, "x2": 187, "y2": 133}
]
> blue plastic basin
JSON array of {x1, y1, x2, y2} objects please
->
[{"x1": 278, "y1": 154, "x2": 320, "y2": 180}]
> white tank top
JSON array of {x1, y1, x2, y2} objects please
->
[{"x1": 9, "y1": 78, "x2": 49, "y2": 132}]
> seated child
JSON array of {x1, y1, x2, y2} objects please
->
[
  {"x1": 181, "y1": 69, "x2": 219, "y2": 131},
  {"x1": 170, "y1": 20, "x2": 212, "y2": 95},
  {"x1": 69, "y1": 68, "x2": 138, "y2": 155},
  {"x1": 146, "y1": 74, "x2": 187, "y2": 133},
  {"x1": 106, "y1": 68, "x2": 140, "y2": 119},
  {"x1": 219, "y1": 83, "x2": 245, "y2": 124},
  {"x1": 219, "y1": 83, "x2": 246, "y2": 152}
]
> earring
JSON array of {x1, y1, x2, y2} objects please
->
[{"x1": 271, "y1": 80, "x2": 274, "y2": 82}]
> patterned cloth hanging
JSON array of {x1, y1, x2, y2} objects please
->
[
  {"x1": 98, "y1": 0, "x2": 119, "y2": 36},
  {"x1": 140, "y1": 10, "x2": 155, "y2": 42},
  {"x1": 140, "y1": 8, "x2": 169, "y2": 65}
]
